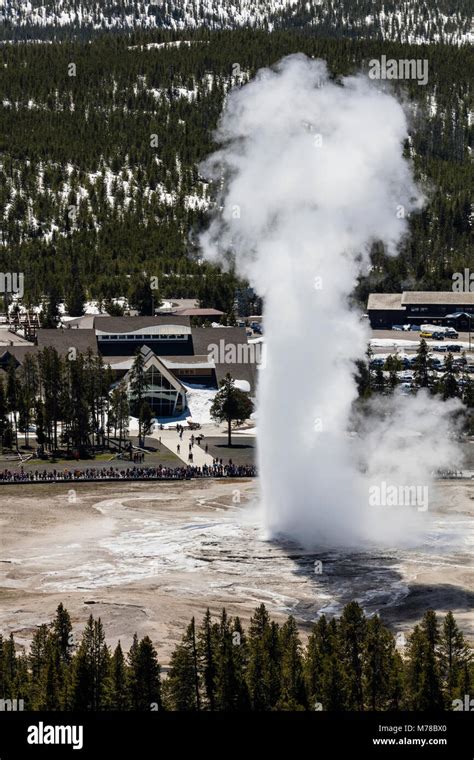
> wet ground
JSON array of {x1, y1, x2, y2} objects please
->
[{"x1": 0, "y1": 478, "x2": 472, "y2": 661}]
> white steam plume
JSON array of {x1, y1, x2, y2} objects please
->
[{"x1": 199, "y1": 55, "x2": 462, "y2": 548}]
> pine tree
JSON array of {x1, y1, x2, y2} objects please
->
[
  {"x1": 277, "y1": 615, "x2": 306, "y2": 709},
  {"x1": 354, "y1": 358, "x2": 372, "y2": 399},
  {"x1": 0, "y1": 377, "x2": 8, "y2": 451},
  {"x1": 405, "y1": 624, "x2": 425, "y2": 709},
  {"x1": 413, "y1": 338, "x2": 431, "y2": 389},
  {"x1": 139, "y1": 401, "x2": 153, "y2": 443},
  {"x1": 210, "y1": 373, "x2": 254, "y2": 447},
  {"x1": 406, "y1": 612, "x2": 444, "y2": 710},
  {"x1": 129, "y1": 351, "x2": 150, "y2": 447},
  {"x1": 215, "y1": 609, "x2": 241, "y2": 711},
  {"x1": 37, "y1": 347, "x2": 62, "y2": 451},
  {"x1": 130, "y1": 637, "x2": 161, "y2": 711},
  {"x1": 374, "y1": 365, "x2": 385, "y2": 394},
  {"x1": 126, "y1": 634, "x2": 140, "y2": 709},
  {"x1": 319, "y1": 619, "x2": 347, "y2": 711},
  {"x1": 439, "y1": 611, "x2": 471, "y2": 703},
  {"x1": 230, "y1": 617, "x2": 250, "y2": 710},
  {"x1": 166, "y1": 620, "x2": 200, "y2": 711},
  {"x1": 28, "y1": 624, "x2": 50, "y2": 708},
  {"x1": 385, "y1": 354, "x2": 402, "y2": 393},
  {"x1": 388, "y1": 650, "x2": 405, "y2": 711},
  {"x1": 110, "y1": 381, "x2": 129, "y2": 449},
  {"x1": 419, "y1": 610, "x2": 444, "y2": 710},
  {"x1": 34, "y1": 400, "x2": 46, "y2": 449},
  {"x1": 18, "y1": 351, "x2": 38, "y2": 448},
  {"x1": 3, "y1": 633, "x2": 17, "y2": 699},
  {"x1": 246, "y1": 604, "x2": 277, "y2": 710},
  {"x1": 197, "y1": 609, "x2": 218, "y2": 711},
  {"x1": 110, "y1": 642, "x2": 129, "y2": 710},
  {"x1": 65, "y1": 260, "x2": 86, "y2": 317},
  {"x1": 51, "y1": 603, "x2": 74, "y2": 665},
  {"x1": 363, "y1": 615, "x2": 396, "y2": 711},
  {"x1": 42, "y1": 287, "x2": 61, "y2": 329},
  {"x1": 71, "y1": 615, "x2": 111, "y2": 711},
  {"x1": 339, "y1": 602, "x2": 367, "y2": 710},
  {"x1": 43, "y1": 643, "x2": 62, "y2": 710},
  {"x1": 128, "y1": 275, "x2": 154, "y2": 316},
  {"x1": 304, "y1": 615, "x2": 330, "y2": 709},
  {"x1": 6, "y1": 357, "x2": 18, "y2": 450},
  {"x1": 440, "y1": 353, "x2": 459, "y2": 399}
]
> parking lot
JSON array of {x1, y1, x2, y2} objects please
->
[
  {"x1": 371, "y1": 328, "x2": 473, "y2": 349},
  {"x1": 369, "y1": 329, "x2": 474, "y2": 392}
]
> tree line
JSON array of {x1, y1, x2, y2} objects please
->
[
  {"x1": 0, "y1": 347, "x2": 155, "y2": 454},
  {"x1": 355, "y1": 339, "x2": 474, "y2": 432},
  {"x1": 1, "y1": 602, "x2": 472, "y2": 711}
]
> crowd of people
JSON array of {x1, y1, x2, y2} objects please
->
[
  {"x1": 0, "y1": 462, "x2": 257, "y2": 483},
  {"x1": 435, "y1": 468, "x2": 465, "y2": 478}
]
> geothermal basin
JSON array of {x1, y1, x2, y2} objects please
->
[{"x1": 0, "y1": 478, "x2": 473, "y2": 662}]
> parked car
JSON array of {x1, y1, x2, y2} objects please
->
[
  {"x1": 420, "y1": 331, "x2": 433, "y2": 338},
  {"x1": 409, "y1": 325, "x2": 421, "y2": 331},
  {"x1": 433, "y1": 345, "x2": 448, "y2": 352},
  {"x1": 431, "y1": 332, "x2": 445, "y2": 340},
  {"x1": 446, "y1": 344, "x2": 461, "y2": 352},
  {"x1": 445, "y1": 328, "x2": 459, "y2": 338}
]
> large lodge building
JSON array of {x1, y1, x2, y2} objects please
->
[
  {"x1": 367, "y1": 291, "x2": 474, "y2": 330},
  {"x1": 0, "y1": 315, "x2": 258, "y2": 418}
]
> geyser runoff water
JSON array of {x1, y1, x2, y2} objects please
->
[{"x1": 200, "y1": 55, "x2": 461, "y2": 549}]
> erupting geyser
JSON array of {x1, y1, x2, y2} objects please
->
[{"x1": 200, "y1": 55, "x2": 462, "y2": 548}]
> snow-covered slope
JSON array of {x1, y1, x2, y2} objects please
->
[
  {"x1": 0, "y1": 0, "x2": 471, "y2": 44},
  {"x1": 1, "y1": 0, "x2": 298, "y2": 31}
]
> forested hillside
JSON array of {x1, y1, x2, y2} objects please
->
[
  {"x1": 0, "y1": 30, "x2": 472, "y2": 310},
  {"x1": 0, "y1": 0, "x2": 471, "y2": 44}
]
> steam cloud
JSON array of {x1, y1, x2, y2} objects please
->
[{"x1": 200, "y1": 55, "x2": 462, "y2": 548}]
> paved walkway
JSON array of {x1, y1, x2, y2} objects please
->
[{"x1": 151, "y1": 426, "x2": 214, "y2": 467}]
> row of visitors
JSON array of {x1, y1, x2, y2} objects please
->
[{"x1": 0, "y1": 463, "x2": 257, "y2": 482}]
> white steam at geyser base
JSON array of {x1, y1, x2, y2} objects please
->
[{"x1": 199, "y1": 55, "x2": 463, "y2": 550}]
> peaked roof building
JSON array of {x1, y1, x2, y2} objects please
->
[{"x1": 0, "y1": 315, "x2": 259, "y2": 418}]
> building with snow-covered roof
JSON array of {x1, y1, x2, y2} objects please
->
[
  {"x1": 94, "y1": 315, "x2": 193, "y2": 356},
  {"x1": 368, "y1": 291, "x2": 474, "y2": 329},
  {"x1": 4, "y1": 315, "x2": 258, "y2": 419}
]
